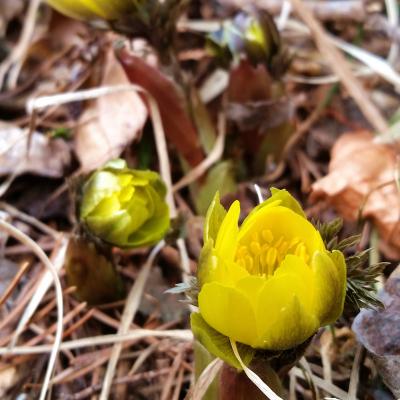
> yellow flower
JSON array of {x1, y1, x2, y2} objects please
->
[
  {"x1": 46, "y1": 0, "x2": 133, "y2": 21},
  {"x1": 80, "y1": 159, "x2": 169, "y2": 248},
  {"x1": 196, "y1": 188, "x2": 346, "y2": 350}
]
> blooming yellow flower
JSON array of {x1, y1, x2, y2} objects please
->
[
  {"x1": 196, "y1": 188, "x2": 346, "y2": 350},
  {"x1": 80, "y1": 159, "x2": 169, "y2": 248},
  {"x1": 46, "y1": 0, "x2": 133, "y2": 21}
]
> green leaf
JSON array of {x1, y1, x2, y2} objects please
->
[
  {"x1": 195, "y1": 160, "x2": 237, "y2": 216},
  {"x1": 315, "y1": 218, "x2": 343, "y2": 250},
  {"x1": 49, "y1": 127, "x2": 72, "y2": 140},
  {"x1": 197, "y1": 240, "x2": 216, "y2": 288},
  {"x1": 191, "y1": 312, "x2": 255, "y2": 370},
  {"x1": 204, "y1": 192, "x2": 227, "y2": 243},
  {"x1": 190, "y1": 88, "x2": 218, "y2": 155},
  {"x1": 313, "y1": 217, "x2": 384, "y2": 311},
  {"x1": 336, "y1": 234, "x2": 362, "y2": 252}
]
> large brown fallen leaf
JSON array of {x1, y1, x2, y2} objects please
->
[
  {"x1": 118, "y1": 49, "x2": 204, "y2": 167},
  {"x1": 74, "y1": 48, "x2": 148, "y2": 172},
  {"x1": 311, "y1": 130, "x2": 400, "y2": 257}
]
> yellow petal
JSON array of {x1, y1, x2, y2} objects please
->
[
  {"x1": 90, "y1": 195, "x2": 120, "y2": 218},
  {"x1": 312, "y1": 250, "x2": 346, "y2": 326},
  {"x1": 46, "y1": 0, "x2": 100, "y2": 20},
  {"x1": 204, "y1": 191, "x2": 227, "y2": 243},
  {"x1": 199, "y1": 282, "x2": 258, "y2": 347},
  {"x1": 80, "y1": 171, "x2": 120, "y2": 218},
  {"x1": 235, "y1": 275, "x2": 266, "y2": 310},
  {"x1": 257, "y1": 293, "x2": 319, "y2": 350},
  {"x1": 269, "y1": 188, "x2": 306, "y2": 217},
  {"x1": 215, "y1": 200, "x2": 240, "y2": 262},
  {"x1": 254, "y1": 273, "x2": 318, "y2": 349},
  {"x1": 238, "y1": 207, "x2": 324, "y2": 255},
  {"x1": 240, "y1": 188, "x2": 305, "y2": 234},
  {"x1": 273, "y1": 255, "x2": 314, "y2": 308},
  {"x1": 201, "y1": 253, "x2": 246, "y2": 288},
  {"x1": 330, "y1": 250, "x2": 347, "y2": 311}
]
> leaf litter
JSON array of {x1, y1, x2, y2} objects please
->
[{"x1": 0, "y1": 1, "x2": 399, "y2": 399}]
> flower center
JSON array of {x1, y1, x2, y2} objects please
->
[{"x1": 235, "y1": 229, "x2": 309, "y2": 276}]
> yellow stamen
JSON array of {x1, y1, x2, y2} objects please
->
[{"x1": 236, "y1": 232, "x2": 310, "y2": 276}]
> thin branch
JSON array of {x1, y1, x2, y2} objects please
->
[
  {"x1": 173, "y1": 111, "x2": 226, "y2": 192},
  {"x1": 287, "y1": 0, "x2": 388, "y2": 133},
  {"x1": 99, "y1": 241, "x2": 165, "y2": 400},
  {"x1": 0, "y1": 329, "x2": 193, "y2": 355},
  {"x1": 0, "y1": 218, "x2": 64, "y2": 400}
]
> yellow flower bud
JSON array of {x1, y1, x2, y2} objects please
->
[
  {"x1": 80, "y1": 159, "x2": 170, "y2": 248},
  {"x1": 195, "y1": 188, "x2": 346, "y2": 351},
  {"x1": 46, "y1": 0, "x2": 133, "y2": 21}
]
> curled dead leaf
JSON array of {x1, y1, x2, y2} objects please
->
[
  {"x1": 311, "y1": 130, "x2": 400, "y2": 257},
  {"x1": 74, "y1": 48, "x2": 148, "y2": 172}
]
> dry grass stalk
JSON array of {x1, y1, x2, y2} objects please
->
[
  {"x1": 0, "y1": 219, "x2": 64, "y2": 400},
  {"x1": 287, "y1": 0, "x2": 388, "y2": 133},
  {"x1": 99, "y1": 241, "x2": 165, "y2": 400}
]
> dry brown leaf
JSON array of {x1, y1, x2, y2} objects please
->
[
  {"x1": 311, "y1": 130, "x2": 400, "y2": 257},
  {"x1": 74, "y1": 49, "x2": 148, "y2": 172},
  {"x1": 0, "y1": 124, "x2": 70, "y2": 177},
  {"x1": 118, "y1": 49, "x2": 204, "y2": 167}
]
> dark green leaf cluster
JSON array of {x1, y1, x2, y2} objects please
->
[
  {"x1": 316, "y1": 218, "x2": 386, "y2": 311},
  {"x1": 346, "y1": 251, "x2": 386, "y2": 310}
]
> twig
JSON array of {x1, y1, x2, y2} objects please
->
[
  {"x1": 254, "y1": 184, "x2": 264, "y2": 203},
  {"x1": 0, "y1": 329, "x2": 193, "y2": 355},
  {"x1": 291, "y1": 367, "x2": 348, "y2": 399},
  {"x1": 385, "y1": 0, "x2": 400, "y2": 64},
  {"x1": 71, "y1": 367, "x2": 172, "y2": 400},
  {"x1": 173, "y1": 111, "x2": 226, "y2": 192},
  {"x1": 180, "y1": 1, "x2": 366, "y2": 24},
  {"x1": 0, "y1": 219, "x2": 64, "y2": 400},
  {"x1": 10, "y1": 236, "x2": 68, "y2": 350},
  {"x1": 348, "y1": 344, "x2": 363, "y2": 400},
  {"x1": 265, "y1": 99, "x2": 324, "y2": 182},
  {"x1": 0, "y1": 0, "x2": 42, "y2": 89},
  {"x1": 0, "y1": 201, "x2": 60, "y2": 238},
  {"x1": 287, "y1": 0, "x2": 388, "y2": 133},
  {"x1": 320, "y1": 334, "x2": 333, "y2": 386},
  {"x1": 299, "y1": 357, "x2": 320, "y2": 400},
  {"x1": 172, "y1": 367, "x2": 185, "y2": 400},
  {"x1": 192, "y1": 358, "x2": 223, "y2": 400},
  {"x1": 160, "y1": 347, "x2": 183, "y2": 400},
  {"x1": 0, "y1": 260, "x2": 30, "y2": 306},
  {"x1": 289, "y1": 370, "x2": 297, "y2": 400},
  {"x1": 99, "y1": 241, "x2": 165, "y2": 400},
  {"x1": 128, "y1": 342, "x2": 159, "y2": 375}
]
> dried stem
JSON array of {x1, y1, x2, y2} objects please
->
[
  {"x1": 0, "y1": 218, "x2": 64, "y2": 400},
  {"x1": 288, "y1": 0, "x2": 388, "y2": 133}
]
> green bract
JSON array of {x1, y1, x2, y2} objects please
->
[{"x1": 80, "y1": 159, "x2": 170, "y2": 248}]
